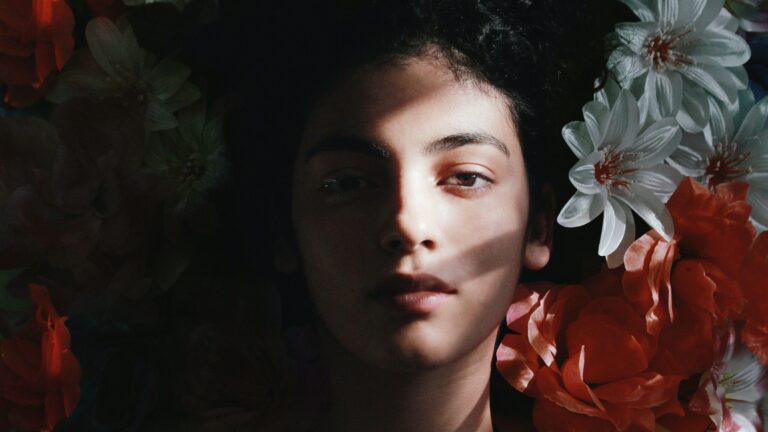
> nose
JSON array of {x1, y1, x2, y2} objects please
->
[{"x1": 378, "y1": 174, "x2": 438, "y2": 254}]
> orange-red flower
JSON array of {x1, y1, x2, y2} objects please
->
[
  {"x1": 623, "y1": 178, "x2": 754, "y2": 336},
  {"x1": 0, "y1": 0, "x2": 75, "y2": 107},
  {"x1": 497, "y1": 281, "x2": 687, "y2": 431},
  {"x1": 0, "y1": 284, "x2": 80, "y2": 431}
]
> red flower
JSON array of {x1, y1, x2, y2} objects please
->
[
  {"x1": 0, "y1": 284, "x2": 80, "y2": 431},
  {"x1": 623, "y1": 178, "x2": 754, "y2": 336},
  {"x1": 497, "y1": 281, "x2": 687, "y2": 431},
  {"x1": 0, "y1": 0, "x2": 75, "y2": 107},
  {"x1": 740, "y1": 231, "x2": 768, "y2": 362}
]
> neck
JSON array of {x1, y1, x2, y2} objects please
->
[{"x1": 314, "y1": 324, "x2": 497, "y2": 432}]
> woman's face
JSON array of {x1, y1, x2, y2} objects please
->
[{"x1": 290, "y1": 56, "x2": 549, "y2": 371}]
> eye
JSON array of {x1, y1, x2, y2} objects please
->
[
  {"x1": 440, "y1": 171, "x2": 494, "y2": 191},
  {"x1": 319, "y1": 174, "x2": 376, "y2": 194}
]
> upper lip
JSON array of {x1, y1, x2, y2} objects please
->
[{"x1": 369, "y1": 273, "x2": 457, "y2": 297}]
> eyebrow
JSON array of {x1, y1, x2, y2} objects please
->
[{"x1": 303, "y1": 132, "x2": 510, "y2": 162}]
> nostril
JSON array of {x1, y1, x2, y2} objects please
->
[{"x1": 421, "y1": 239, "x2": 435, "y2": 249}]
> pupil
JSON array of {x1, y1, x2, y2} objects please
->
[{"x1": 457, "y1": 173, "x2": 476, "y2": 186}]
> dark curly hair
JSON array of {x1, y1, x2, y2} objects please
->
[{"x1": 221, "y1": 0, "x2": 631, "y2": 287}]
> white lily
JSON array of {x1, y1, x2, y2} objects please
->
[
  {"x1": 144, "y1": 101, "x2": 230, "y2": 223},
  {"x1": 694, "y1": 328, "x2": 767, "y2": 432},
  {"x1": 608, "y1": 0, "x2": 750, "y2": 132},
  {"x1": 122, "y1": 0, "x2": 195, "y2": 9},
  {"x1": 558, "y1": 86, "x2": 682, "y2": 267},
  {"x1": 668, "y1": 90, "x2": 768, "y2": 231},
  {"x1": 46, "y1": 17, "x2": 200, "y2": 131},
  {"x1": 726, "y1": 0, "x2": 768, "y2": 32}
]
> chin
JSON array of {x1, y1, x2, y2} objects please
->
[{"x1": 364, "y1": 322, "x2": 461, "y2": 371}]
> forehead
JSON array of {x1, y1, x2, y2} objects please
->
[{"x1": 298, "y1": 56, "x2": 519, "y2": 158}]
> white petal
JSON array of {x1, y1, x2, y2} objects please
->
[
  {"x1": 177, "y1": 102, "x2": 206, "y2": 145},
  {"x1": 620, "y1": 0, "x2": 656, "y2": 21},
  {"x1": 605, "y1": 90, "x2": 641, "y2": 150},
  {"x1": 145, "y1": 59, "x2": 191, "y2": 100},
  {"x1": 562, "y1": 121, "x2": 593, "y2": 158},
  {"x1": 706, "y1": 95, "x2": 733, "y2": 144},
  {"x1": 734, "y1": 96, "x2": 768, "y2": 144},
  {"x1": 569, "y1": 152, "x2": 602, "y2": 194},
  {"x1": 656, "y1": 0, "x2": 679, "y2": 26},
  {"x1": 598, "y1": 197, "x2": 629, "y2": 257},
  {"x1": 748, "y1": 187, "x2": 768, "y2": 232},
  {"x1": 632, "y1": 118, "x2": 682, "y2": 166},
  {"x1": 628, "y1": 164, "x2": 683, "y2": 201},
  {"x1": 86, "y1": 18, "x2": 133, "y2": 78},
  {"x1": 614, "y1": 184, "x2": 675, "y2": 240},
  {"x1": 681, "y1": 28, "x2": 750, "y2": 67},
  {"x1": 608, "y1": 47, "x2": 647, "y2": 87},
  {"x1": 667, "y1": 132, "x2": 710, "y2": 177},
  {"x1": 681, "y1": 63, "x2": 745, "y2": 104},
  {"x1": 606, "y1": 205, "x2": 636, "y2": 268},
  {"x1": 557, "y1": 191, "x2": 605, "y2": 228},
  {"x1": 146, "y1": 99, "x2": 179, "y2": 131},
  {"x1": 583, "y1": 100, "x2": 610, "y2": 147},
  {"x1": 644, "y1": 70, "x2": 683, "y2": 120},
  {"x1": 732, "y1": 89, "x2": 756, "y2": 129},
  {"x1": 614, "y1": 22, "x2": 657, "y2": 53},
  {"x1": 711, "y1": 7, "x2": 740, "y2": 31},
  {"x1": 677, "y1": 82, "x2": 709, "y2": 132},
  {"x1": 691, "y1": 0, "x2": 725, "y2": 28},
  {"x1": 594, "y1": 78, "x2": 622, "y2": 108},
  {"x1": 163, "y1": 82, "x2": 201, "y2": 112}
]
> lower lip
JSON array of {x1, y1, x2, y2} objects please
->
[{"x1": 377, "y1": 291, "x2": 452, "y2": 314}]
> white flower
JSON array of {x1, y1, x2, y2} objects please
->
[
  {"x1": 695, "y1": 328, "x2": 767, "y2": 432},
  {"x1": 46, "y1": 17, "x2": 200, "y2": 131},
  {"x1": 122, "y1": 0, "x2": 195, "y2": 10},
  {"x1": 726, "y1": 0, "x2": 768, "y2": 32},
  {"x1": 609, "y1": 0, "x2": 751, "y2": 132},
  {"x1": 668, "y1": 90, "x2": 768, "y2": 231},
  {"x1": 557, "y1": 86, "x2": 683, "y2": 267},
  {"x1": 144, "y1": 101, "x2": 230, "y2": 230}
]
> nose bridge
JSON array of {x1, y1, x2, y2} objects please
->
[{"x1": 380, "y1": 165, "x2": 437, "y2": 252}]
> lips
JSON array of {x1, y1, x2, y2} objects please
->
[{"x1": 369, "y1": 273, "x2": 456, "y2": 314}]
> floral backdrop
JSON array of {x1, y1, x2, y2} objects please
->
[{"x1": 0, "y1": 0, "x2": 767, "y2": 431}]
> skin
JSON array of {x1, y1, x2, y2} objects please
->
[{"x1": 287, "y1": 55, "x2": 551, "y2": 432}]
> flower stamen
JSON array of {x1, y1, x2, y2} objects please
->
[
  {"x1": 594, "y1": 148, "x2": 639, "y2": 190},
  {"x1": 645, "y1": 27, "x2": 695, "y2": 72},
  {"x1": 705, "y1": 141, "x2": 752, "y2": 189}
]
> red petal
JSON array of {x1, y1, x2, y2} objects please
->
[
  {"x1": 496, "y1": 334, "x2": 541, "y2": 393},
  {"x1": 566, "y1": 314, "x2": 649, "y2": 384},
  {"x1": 532, "y1": 399, "x2": 615, "y2": 432}
]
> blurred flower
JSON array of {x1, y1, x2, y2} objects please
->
[
  {"x1": 623, "y1": 178, "x2": 754, "y2": 336},
  {"x1": 0, "y1": 283, "x2": 80, "y2": 431},
  {"x1": 609, "y1": 0, "x2": 750, "y2": 132},
  {"x1": 0, "y1": 0, "x2": 75, "y2": 107},
  {"x1": 557, "y1": 88, "x2": 682, "y2": 267},
  {"x1": 496, "y1": 280, "x2": 688, "y2": 431},
  {"x1": 0, "y1": 99, "x2": 177, "y2": 314},
  {"x1": 727, "y1": 0, "x2": 768, "y2": 32},
  {"x1": 47, "y1": 17, "x2": 200, "y2": 131},
  {"x1": 690, "y1": 325, "x2": 767, "y2": 431},
  {"x1": 668, "y1": 91, "x2": 768, "y2": 231},
  {"x1": 123, "y1": 0, "x2": 194, "y2": 10},
  {"x1": 144, "y1": 101, "x2": 230, "y2": 238},
  {"x1": 85, "y1": 0, "x2": 125, "y2": 19}
]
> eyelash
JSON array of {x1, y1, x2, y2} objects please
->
[{"x1": 318, "y1": 171, "x2": 494, "y2": 195}]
